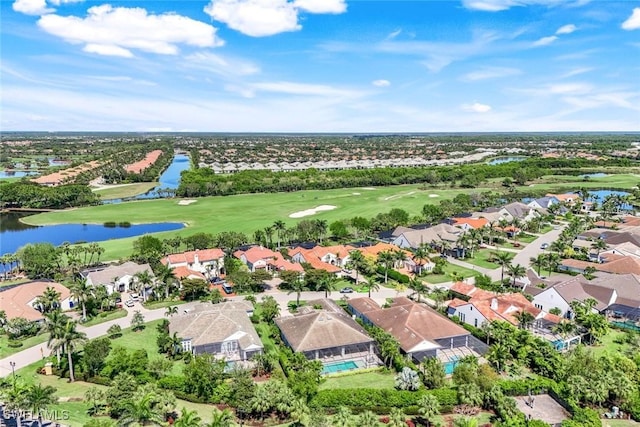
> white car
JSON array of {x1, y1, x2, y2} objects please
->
[
  {"x1": 129, "y1": 293, "x2": 139, "y2": 301},
  {"x1": 124, "y1": 300, "x2": 135, "y2": 307}
]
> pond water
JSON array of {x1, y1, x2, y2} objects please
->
[
  {"x1": 0, "y1": 170, "x2": 37, "y2": 179},
  {"x1": 103, "y1": 153, "x2": 190, "y2": 203},
  {"x1": 487, "y1": 156, "x2": 527, "y2": 165},
  {"x1": 0, "y1": 212, "x2": 184, "y2": 256},
  {"x1": 582, "y1": 173, "x2": 608, "y2": 178},
  {"x1": 583, "y1": 190, "x2": 632, "y2": 210}
]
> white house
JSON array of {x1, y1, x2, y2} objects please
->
[
  {"x1": 162, "y1": 248, "x2": 225, "y2": 278},
  {"x1": 83, "y1": 261, "x2": 155, "y2": 294},
  {"x1": 0, "y1": 281, "x2": 74, "y2": 322}
]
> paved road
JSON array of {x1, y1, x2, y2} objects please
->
[{"x1": 0, "y1": 287, "x2": 412, "y2": 378}]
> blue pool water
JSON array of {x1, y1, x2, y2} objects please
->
[
  {"x1": 321, "y1": 360, "x2": 358, "y2": 374},
  {"x1": 443, "y1": 357, "x2": 460, "y2": 375},
  {"x1": 582, "y1": 173, "x2": 608, "y2": 178}
]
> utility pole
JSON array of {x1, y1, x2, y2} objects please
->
[{"x1": 9, "y1": 361, "x2": 16, "y2": 390}]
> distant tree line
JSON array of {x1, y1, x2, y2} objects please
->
[{"x1": 0, "y1": 182, "x2": 100, "y2": 209}]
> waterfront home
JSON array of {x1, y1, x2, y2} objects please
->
[
  {"x1": 0, "y1": 281, "x2": 73, "y2": 322},
  {"x1": 234, "y1": 246, "x2": 304, "y2": 274},
  {"x1": 82, "y1": 261, "x2": 155, "y2": 294},
  {"x1": 162, "y1": 248, "x2": 225, "y2": 278}
]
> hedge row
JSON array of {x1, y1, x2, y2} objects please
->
[
  {"x1": 309, "y1": 388, "x2": 457, "y2": 410},
  {"x1": 376, "y1": 266, "x2": 410, "y2": 284}
]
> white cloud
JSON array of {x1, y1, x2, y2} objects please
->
[
  {"x1": 37, "y1": 5, "x2": 223, "y2": 57},
  {"x1": 372, "y1": 79, "x2": 391, "y2": 87},
  {"x1": 48, "y1": 0, "x2": 83, "y2": 4},
  {"x1": 462, "y1": 102, "x2": 492, "y2": 113},
  {"x1": 533, "y1": 35, "x2": 558, "y2": 46},
  {"x1": 184, "y1": 51, "x2": 261, "y2": 76},
  {"x1": 622, "y1": 8, "x2": 640, "y2": 30},
  {"x1": 461, "y1": 66, "x2": 521, "y2": 81},
  {"x1": 203, "y1": 0, "x2": 346, "y2": 37},
  {"x1": 252, "y1": 81, "x2": 362, "y2": 98},
  {"x1": 386, "y1": 29, "x2": 402, "y2": 40},
  {"x1": 556, "y1": 24, "x2": 576, "y2": 34},
  {"x1": 12, "y1": 0, "x2": 53, "y2": 15},
  {"x1": 461, "y1": 0, "x2": 586, "y2": 12},
  {"x1": 293, "y1": 0, "x2": 346, "y2": 14}
]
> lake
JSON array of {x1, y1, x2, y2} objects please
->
[
  {"x1": 487, "y1": 156, "x2": 528, "y2": 165},
  {"x1": 103, "y1": 153, "x2": 190, "y2": 203},
  {"x1": 0, "y1": 212, "x2": 184, "y2": 256},
  {"x1": 0, "y1": 171, "x2": 37, "y2": 179}
]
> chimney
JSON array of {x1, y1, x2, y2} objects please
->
[
  {"x1": 490, "y1": 298, "x2": 498, "y2": 311},
  {"x1": 194, "y1": 250, "x2": 199, "y2": 264}
]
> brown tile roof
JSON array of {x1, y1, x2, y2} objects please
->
[
  {"x1": 275, "y1": 300, "x2": 372, "y2": 353},
  {"x1": 453, "y1": 217, "x2": 489, "y2": 229},
  {"x1": 347, "y1": 297, "x2": 381, "y2": 314},
  {"x1": 599, "y1": 257, "x2": 640, "y2": 275},
  {"x1": 356, "y1": 297, "x2": 468, "y2": 353},
  {"x1": 234, "y1": 246, "x2": 304, "y2": 272},
  {"x1": 0, "y1": 281, "x2": 71, "y2": 321},
  {"x1": 172, "y1": 266, "x2": 207, "y2": 280},
  {"x1": 125, "y1": 150, "x2": 163, "y2": 174}
]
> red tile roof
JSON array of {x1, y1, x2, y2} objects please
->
[
  {"x1": 453, "y1": 218, "x2": 489, "y2": 229},
  {"x1": 0, "y1": 281, "x2": 71, "y2": 321},
  {"x1": 234, "y1": 246, "x2": 304, "y2": 272},
  {"x1": 172, "y1": 266, "x2": 206, "y2": 280},
  {"x1": 125, "y1": 150, "x2": 163, "y2": 174},
  {"x1": 163, "y1": 248, "x2": 224, "y2": 265}
]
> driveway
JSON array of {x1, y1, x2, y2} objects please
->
[{"x1": 511, "y1": 224, "x2": 567, "y2": 269}]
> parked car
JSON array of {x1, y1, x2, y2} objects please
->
[
  {"x1": 129, "y1": 293, "x2": 139, "y2": 301},
  {"x1": 222, "y1": 283, "x2": 234, "y2": 294},
  {"x1": 124, "y1": 300, "x2": 135, "y2": 307},
  {"x1": 540, "y1": 243, "x2": 549, "y2": 249},
  {"x1": 210, "y1": 277, "x2": 224, "y2": 284},
  {"x1": 340, "y1": 287, "x2": 354, "y2": 294}
]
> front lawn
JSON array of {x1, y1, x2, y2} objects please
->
[
  {"x1": 0, "y1": 333, "x2": 49, "y2": 358},
  {"x1": 319, "y1": 369, "x2": 395, "y2": 390},
  {"x1": 107, "y1": 319, "x2": 164, "y2": 356},
  {"x1": 81, "y1": 309, "x2": 128, "y2": 327},
  {"x1": 426, "y1": 264, "x2": 477, "y2": 284},
  {"x1": 142, "y1": 299, "x2": 187, "y2": 310},
  {"x1": 591, "y1": 329, "x2": 634, "y2": 357},
  {"x1": 464, "y1": 249, "x2": 501, "y2": 269}
]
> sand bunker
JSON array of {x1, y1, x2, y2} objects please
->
[
  {"x1": 428, "y1": 194, "x2": 439, "y2": 198},
  {"x1": 178, "y1": 199, "x2": 197, "y2": 205},
  {"x1": 361, "y1": 187, "x2": 375, "y2": 190},
  {"x1": 352, "y1": 192, "x2": 361, "y2": 195},
  {"x1": 289, "y1": 205, "x2": 337, "y2": 218}
]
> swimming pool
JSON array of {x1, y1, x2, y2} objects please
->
[
  {"x1": 443, "y1": 357, "x2": 460, "y2": 375},
  {"x1": 321, "y1": 360, "x2": 359, "y2": 374}
]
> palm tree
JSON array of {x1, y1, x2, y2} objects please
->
[
  {"x1": 70, "y1": 278, "x2": 92, "y2": 321},
  {"x1": 119, "y1": 392, "x2": 165, "y2": 426},
  {"x1": 316, "y1": 274, "x2": 336, "y2": 298},
  {"x1": 165, "y1": 306, "x2": 179, "y2": 317},
  {"x1": 50, "y1": 319, "x2": 87, "y2": 382},
  {"x1": 25, "y1": 384, "x2": 57, "y2": 427},
  {"x1": 134, "y1": 270, "x2": 154, "y2": 303},
  {"x1": 366, "y1": 277, "x2": 380, "y2": 298},
  {"x1": 529, "y1": 254, "x2": 545, "y2": 277},
  {"x1": 287, "y1": 278, "x2": 307, "y2": 307},
  {"x1": 493, "y1": 251, "x2": 513, "y2": 284},
  {"x1": 273, "y1": 220, "x2": 286, "y2": 249},
  {"x1": 514, "y1": 310, "x2": 535, "y2": 330},
  {"x1": 173, "y1": 407, "x2": 202, "y2": 427},
  {"x1": 413, "y1": 244, "x2": 430, "y2": 275},
  {"x1": 42, "y1": 310, "x2": 71, "y2": 364},
  {"x1": 408, "y1": 277, "x2": 427, "y2": 303},
  {"x1": 591, "y1": 238, "x2": 607, "y2": 260},
  {"x1": 203, "y1": 408, "x2": 236, "y2": 427},
  {"x1": 346, "y1": 250, "x2": 368, "y2": 283},
  {"x1": 2, "y1": 382, "x2": 28, "y2": 427},
  {"x1": 377, "y1": 251, "x2": 395, "y2": 284},
  {"x1": 417, "y1": 393, "x2": 440, "y2": 426},
  {"x1": 35, "y1": 286, "x2": 61, "y2": 313},
  {"x1": 507, "y1": 263, "x2": 527, "y2": 290}
]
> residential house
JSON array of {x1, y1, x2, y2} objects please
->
[
  {"x1": 234, "y1": 246, "x2": 304, "y2": 274},
  {"x1": 348, "y1": 296, "x2": 484, "y2": 365},
  {"x1": 162, "y1": 248, "x2": 225, "y2": 278},
  {"x1": 289, "y1": 244, "x2": 354, "y2": 273},
  {"x1": 447, "y1": 284, "x2": 560, "y2": 329},
  {"x1": 499, "y1": 202, "x2": 541, "y2": 222},
  {"x1": 169, "y1": 301, "x2": 263, "y2": 361},
  {"x1": 0, "y1": 281, "x2": 73, "y2": 322},
  {"x1": 546, "y1": 193, "x2": 579, "y2": 205},
  {"x1": 591, "y1": 274, "x2": 640, "y2": 320},
  {"x1": 527, "y1": 196, "x2": 560, "y2": 210},
  {"x1": 392, "y1": 223, "x2": 461, "y2": 251},
  {"x1": 559, "y1": 256, "x2": 640, "y2": 276},
  {"x1": 452, "y1": 217, "x2": 489, "y2": 232},
  {"x1": 82, "y1": 261, "x2": 155, "y2": 294},
  {"x1": 275, "y1": 299, "x2": 375, "y2": 368}
]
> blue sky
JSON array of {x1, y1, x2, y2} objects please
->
[{"x1": 2, "y1": 0, "x2": 639, "y2": 132}]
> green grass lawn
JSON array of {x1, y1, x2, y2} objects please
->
[
  {"x1": 591, "y1": 329, "x2": 634, "y2": 357},
  {"x1": 0, "y1": 333, "x2": 49, "y2": 358},
  {"x1": 425, "y1": 263, "x2": 478, "y2": 284},
  {"x1": 319, "y1": 369, "x2": 395, "y2": 390},
  {"x1": 93, "y1": 182, "x2": 158, "y2": 199},
  {"x1": 107, "y1": 319, "x2": 163, "y2": 355},
  {"x1": 0, "y1": 278, "x2": 30, "y2": 288},
  {"x1": 142, "y1": 299, "x2": 187, "y2": 310},
  {"x1": 20, "y1": 173, "x2": 640, "y2": 261},
  {"x1": 464, "y1": 249, "x2": 501, "y2": 269},
  {"x1": 81, "y1": 309, "x2": 128, "y2": 327}
]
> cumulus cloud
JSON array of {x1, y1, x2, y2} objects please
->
[
  {"x1": 12, "y1": 0, "x2": 53, "y2": 15},
  {"x1": 461, "y1": 0, "x2": 587, "y2": 11},
  {"x1": 372, "y1": 79, "x2": 391, "y2": 87},
  {"x1": 203, "y1": 0, "x2": 346, "y2": 37},
  {"x1": 462, "y1": 102, "x2": 492, "y2": 113},
  {"x1": 622, "y1": 8, "x2": 640, "y2": 30},
  {"x1": 293, "y1": 0, "x2": 346, "y2": 14},
  {"x1": 533, "y1": 35, "x2": 558, "y2": 46},
  {"x1": 37, "y1": 5, "x2": 223, "y2": 57},
  {"x1": 556, "y1": 24, "x2": 576, "y2": 34}
]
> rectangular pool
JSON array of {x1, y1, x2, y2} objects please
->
[{"x1": 321, "y1": 360, "x2": 359, "y2": 375}]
